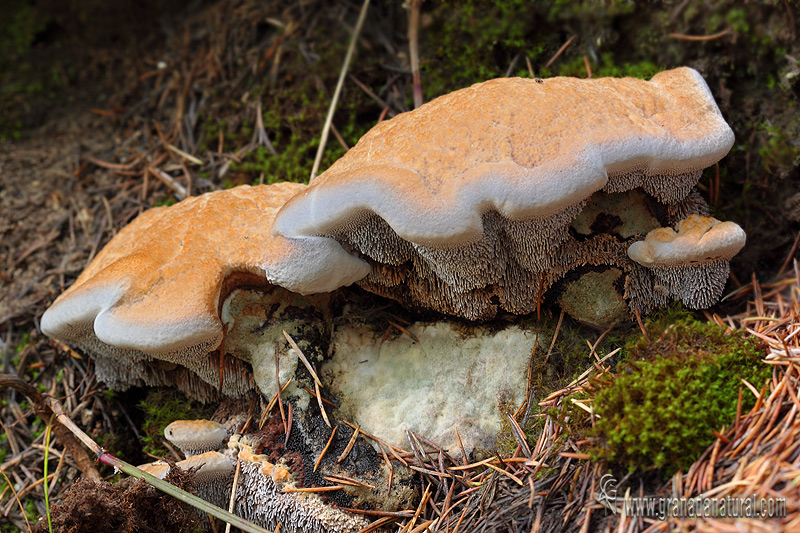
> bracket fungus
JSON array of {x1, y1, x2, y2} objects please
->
[
  {"x1": 265, "y1": 67, "x2": 739, "y2": 321},
  {"x1": 627, "y1": 214, "x2": 746, "y2": 310},
  {"x1": 40, "y1": 182, "x2": 307, "y2": 400},
  {"x1": 39, "y1": 68, "x2": 751, "y2": 525}
]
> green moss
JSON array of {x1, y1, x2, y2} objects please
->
[
  {"x1": 590, "y1": 310, "x2": 770, "y2": 474},
  {"x1": 152, "y1": 198, "x2": 175, "y2": 207},
  {"x1": 138, "y1": 390, "x2": 215, "y2": 457},
  {"x1": 758, "y1": 121, "x2": 799, "y2": 173},
  {"x1": 591, "y1": 54, "x2": 661, "y2": 79},
  {"x1": 422, "y1": 0, "x2": 541, "y2": 98},
  {"x1": 14, "y1": 331, "x2": 31, "y2": 354}
]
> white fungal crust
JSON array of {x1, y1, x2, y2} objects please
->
[
  {"x1": 40, "y1": 182, "x2": 305, "y2": 398},
  {"x1": 627, "y1": 214, "x2": 746, "y2": 309},
  {"x1": 266, "y1": 68, "x2": 735, "y2": 319},
  {"x1": 164, "y1": 420, "x2": 228, "y2": 457}
]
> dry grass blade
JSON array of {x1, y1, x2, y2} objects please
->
[
  {"x1": 544, "y1": 309, "x2": 564, "y2": 364},
  {"x1": 342, "y1": 420, "x2": 409, "y2": 466},
  {"x1": 253, "y1": 101, "x2": 278, "y2": 156},
  {"x1": 356, "y1": 516, "x2": 397, "y2": 532},
  {"x1": 407, "y1": 0, "x2": 423, "y2": 108},
  {"x1": 401, "y1": 483, "x2": 430, "y2": 532},
  {"x1": 667, "y1": 28, "x2": 731, "y2": 41},
  {"x1": 310, "y1": 0, "x2": 371, "y2": 180},
  {"x1": 484, "y1": 462, "x2": 524, "y2": 486},
  {"x1": 224, "y1": 457, "x2": 242, "y2": 533},
  {"x1": 282, "y1": 485, "x2": 344, "y2": 493},
  {"x1": 544, "y1": 34, "x2": 576, "y2": 68},
  {"x1": 0, "y1": 469, "x2": 31, "y2": 532},
  {"x1": 388, "y1": 321, "x2": 420, "y2": 343},
  {"x1": 349, "y1": 75, "x2": 397, "y2": 117},
  {"x1": 166, "y1": 143, "x2": 203, "y2": 165},
  {"x1": 506, "y1": 414, "x2": 532, "y2": 459},
  {"x1": 149, "y1": 166, "x2": 188, "y2": 199},
  {"x1": 323, "y1": 474, "x2": 375, "y2": 489},
  {"x1": 315, "y1": 379, "x2": 331, "y2": 428},
  {"x1": 260, "y1": 378, "x2": 293, "y2": 430},
  {"x1": 274, "y1": 345, "x2": 287, "y2": 437}
]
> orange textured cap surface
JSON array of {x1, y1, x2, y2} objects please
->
[{"x1": 41, "y1": 182, "x2": 306, "y2": 358}]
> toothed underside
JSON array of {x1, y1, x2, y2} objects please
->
[
  {"x1": 165, "y1": 449, "x2": 369, "y2": 532},
  {"x1": 234, "y1": 461, "x2": 369, "y2": 533},
  {"x1": 627, "y1": 259, "x2": 731, "y2": 312},
  {"x1": 350, "y1": 189, "x2": 714, "y2": 321},
  {"x1": 87, "y1": 334, "x2": 257, "y2": 401},
  {"x1": 271, "y1": 69, "x2": 734, "y2": 319}
]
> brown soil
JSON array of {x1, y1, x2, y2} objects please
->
[{"x1": 32, "y1": 467, "x2": 199, "y2": 533}]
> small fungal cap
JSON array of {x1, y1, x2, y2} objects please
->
[
  {"x1": 176, "y1": 451, "x2": 234, "y2": 483},
  {"x1": 137, "y1": 461, "x2": 170, "y2": 479},
  {"x1": 164, "y1": 419, "x2": 228, "y2": 456},
  {"x1": 627, "y1": 214, "x2": 746, "y2": 266}
]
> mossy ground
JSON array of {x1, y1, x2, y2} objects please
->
[
  {"x1": 588, "y1": 308, "x2": 770, "y2": 475},
  {"x1": 494, "y1": 313, "x2": 638, "y2": 457}
]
